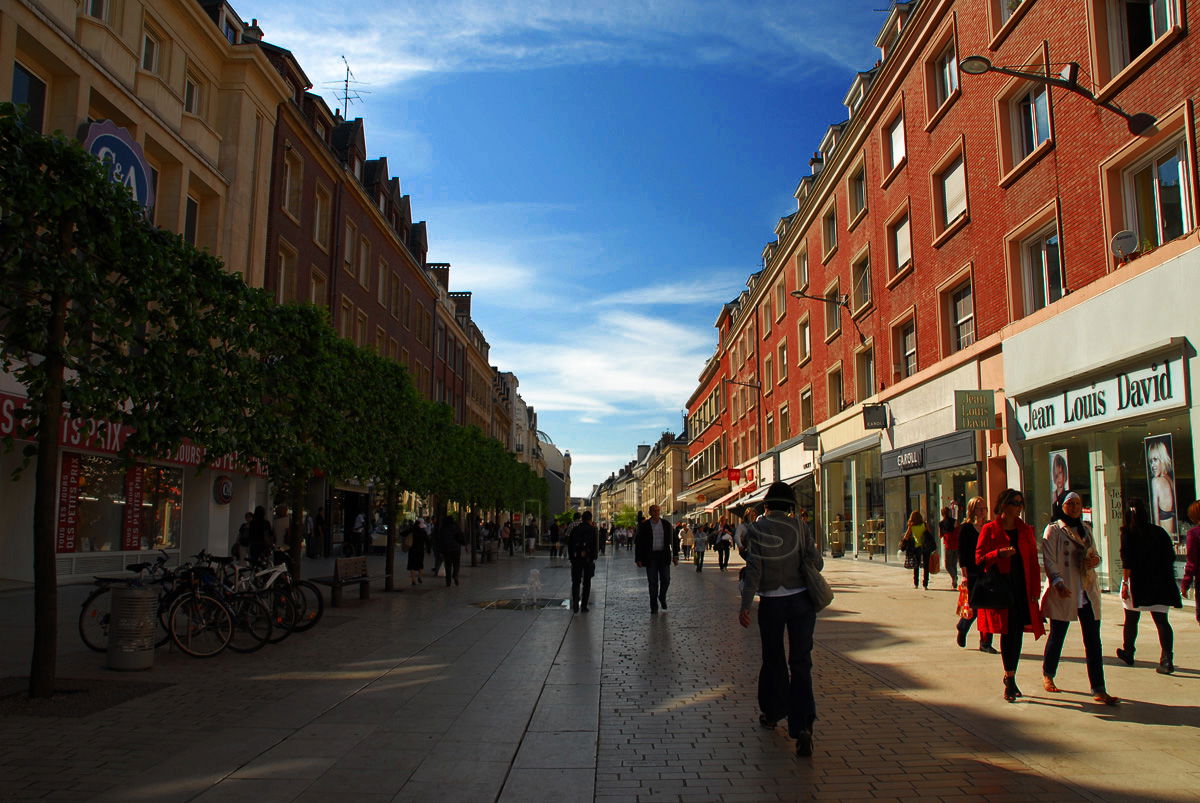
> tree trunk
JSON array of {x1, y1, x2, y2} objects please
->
[
  {"x1": 29, "y1": 290, "x2": 68, "y2": 698},
  {"x1": 383, "y1": 481, "x2": 397, "y2": 591}
]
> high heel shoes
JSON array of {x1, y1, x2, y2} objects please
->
[{"x1": 1003, "y1": 675, "x2": 1018, "y2": 703}]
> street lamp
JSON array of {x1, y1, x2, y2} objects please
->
[
  {"x1": 958, "y1": 56, "x2": 1156, "y2": 136},
  {"x1": 790, "y1": 289, "x2": 866, "y2": 344}
]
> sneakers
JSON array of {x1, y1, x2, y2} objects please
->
[{"x1": 794, "y1": 730, "x2": 813, "y2": 757}]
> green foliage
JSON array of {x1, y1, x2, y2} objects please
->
[{"x1": 614, "y1": 505, "x2": 638, "y2": 529}]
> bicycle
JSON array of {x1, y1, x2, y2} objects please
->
[
  {"x1": 78, "y1": 551, "x2": 175, "y2": 652},
  {"x1": 166, "y1": 561, "x2": 233, "y2": 658}
]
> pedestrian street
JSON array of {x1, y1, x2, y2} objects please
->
[{"x1": 1, "y1": 548, "x2": 1196, "y2": 802}]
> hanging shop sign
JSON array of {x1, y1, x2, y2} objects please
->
[
  {"x1": 862, "y1": 404, "x2": 889, "y2": 429},
  {"x1": 954, "y1": 390, "x2": 996, "y2": 430},
  {"x1": 213, "y1": 475, "x2": 235, "y2": 505},
  {"x1": 1013, "y1": 355, "x2": 1186, "y2": 440},
  {"x1": 82, "y1": 120, "x2": 155, "y2": 211}
]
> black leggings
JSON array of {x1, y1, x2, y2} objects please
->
[
  {"x1": 1000, "y1": 629, "x2": 1024, "y2": 673},
  {"x1": 1122, "y1": 609, "x2": 1174, "y2": 660}
]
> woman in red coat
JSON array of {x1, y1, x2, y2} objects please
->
[{"x1": 976, "y1": 488, "x2": 1045, "y2": 702}]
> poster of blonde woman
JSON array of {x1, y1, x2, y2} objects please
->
[
  {"x1": 1049, "y1": 450, "x2": 1069, "y2": 503},
  {"x1": 1144, "y1": 435, "x2": 1176, "y2": 536}
]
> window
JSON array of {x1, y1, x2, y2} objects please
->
[
  {"x1": 800, "y1": 388, "x2": 813, "y2": 430},
  {"x1": 774, "y1": 282, "x2": 787, "y2": 321},
  {"x1": 85, "y1": 0, "x2": 108, "y2": 21},
  {"x1": 375, "y1": 327, "x2": 386, "y2": 354},
  {"x1": 895, "y1": 319, "x2": 917, "y2": 379},
  {"x1": 183, "y1": 73, "x2": 200, "y2": 115},
  {"x1": 343, "y1": 222, "x2": 357, "y2": 273},
  {"x1": 949, "y1": 282, "x2": 975, "y2": 352},
  {"x1": 851, "y1": 252, "x2": 872, "y2": 311},
  {"x1": 999, "y1": 0, "x2": 1027, "y2": 24},
  {"x1": 388, "y1": 272, "x2": 401, "y2": 318},
  {"x1": 1013, "y1": 85, "x2": 1050, "y2": 162},
  {"x1": 356, "y1": 311, "x2": 368, "y2": 346},
  {"x1": 311, "y1": 270, "x2": 327, "y2": 306},
  {"x1": 765, "y1": 414, "x2": 775, "y2": 448},
  {"x1": 183, "y1": 196, "x2": 199, "y2": 246},
  {"x1": 856, "y1": 346, "x2": 876, "y2": 399},
  {"x1": 357, "y1": 236, "x2": 370, "y2": 287},
  {"x1": 849, "y1": 163, "x2": 867, "y2": 218},
  {"x1": 1022, "y1": 226, "x2": 1064, "y2": 314},
  {"x1": 761, "y1": 304, "x2": 772, "y2": 336},
  {"x1": 939, "y1": 154, "x2": 968, "y2": 229},
  {"x1": 886, "y1": 113, "x2": 906, "y2": 171},
  {"x1": 932, "y1": 41, "x2": 959, "y2": 109},
  {"x1": 824, "y1": 282, "x2": 842, "y2": 340},
  {"x1": 795, "y1": 247, "x2": 809, "y2": 289},
  {"x1": 1110, "y1": 0, "x2": 1178, "y2": 71},
  {"x1": 339, "y1": 297, "x2": 354, "y2": 340},
  {"x1": 276, "y1": 246, "x2": 295, "y2": 303},
  {"x1": 222, "y1": 18, "x2": 239, "y2": 45},
  {"x1": 778, "y1": 405, "x2": 791, "y2": 441},
  {"x1": 827, "y1": 366, "x2": 844, "y2": 417},
  {"x1": 764, "y1": 355, "x2": 774, "y2": 388},
  {"x1": 282, "y1": 152, "x2": 302, "y2": 218},
  {"x1": 141, "y1": 30, "x2": 160, "y2": 73},
  {"x1": 777, "y1": 341, "x2": 788, "y2": 382},
  {"x1": 377, "y1": 260, "x2": 388, "y2": 306},
  {"x1": 797, "y1": 317, "x2": 811, "y2": 363},
  {"x1": 1127, "y1": 141, "x2": 1189, "y2": 249},
  {"x1": 313, "y1": 186, "x2": 331, "y2": 248},
  {"x1": 822, "y1": 206, "x2": 838, "y2": 256},
  {"x1": 11, "y1": 63, "x2": 47, "y2": 134},
  {"x1": 402, "y1": 285, "x2": 413, "y2": 329},
  {"x1": 890, "y1": 213, "x2": 912, "y2": 276}
]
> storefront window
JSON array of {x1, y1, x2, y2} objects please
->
[
  {"x1": 822, "y1": 449, "x2": 883, "y2": 556},
  {"x1": 58, "y1": 453, "x2": 182, "y2": 553},
  {"x1": 882, "y1": 465, "x2": 979, "y2": 563}
]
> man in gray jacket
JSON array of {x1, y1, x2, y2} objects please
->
[{"x1": 738, "y1": 481, "x2": 822, "y2": 757}]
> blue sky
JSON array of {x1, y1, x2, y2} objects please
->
[{"x1": 249, "y1": 0, "x2": 887, "y2": 493}]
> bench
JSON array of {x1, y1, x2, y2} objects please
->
[{"x1": 310, "y1": 556, "x2": 390, "y2": 607}]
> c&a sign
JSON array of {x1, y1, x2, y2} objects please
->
[
  {"x1": 82, "y1": 120, "x2": 155, "y2": 211},
  {"x1": 1013, "y1": 355, "x2": 1186, "y2": 440}
]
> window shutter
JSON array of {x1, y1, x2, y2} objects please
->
[
  {"x1": 889, "y1": 117, "x2": 906, "y2": 166},
  {"x1": 942, "y1": 156, "x2": 966, "y2": 225},
  {"x1": 894, "y1": 216, "x2": 911, "y2": 268}
]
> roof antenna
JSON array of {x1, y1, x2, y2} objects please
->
[{"x1": 327, "y1": 55, "x2": 371, "y2": 116}]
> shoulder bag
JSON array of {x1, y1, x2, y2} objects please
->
[
  {"x1": 800, "y1": 525, "x2": 834, "y2": 612},
  {"x1": 968, "y1": 566, "x2": 1014, "y2": 610}
]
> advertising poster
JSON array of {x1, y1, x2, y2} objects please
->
[
  {"x1": 121, "y1": 465, "x2": 145, "y2": 552},
  {"x1": 1144, "y1": 434, "x2": 1177, "y2": 536},
  {"x1": 1049, "y1": 449, "x2": 1069, "y2": 504},
  {"x1": 55, "y1": 453, "x2": 82, "y2": 553}
]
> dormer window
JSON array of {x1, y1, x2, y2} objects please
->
[{"x1": 222, "y1": 16, "x2": 239, "y2": 45}]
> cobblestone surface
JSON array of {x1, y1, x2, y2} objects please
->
[{"x1": 0, "y1": 549, "x2": 1196, "y2": 801}]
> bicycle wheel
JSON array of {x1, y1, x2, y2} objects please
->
[
  {"x1": 168, "y1": 592, "x2": 233, "y2": 658},
  {"x1": 79, "y1": 587, "x2": 113, "y2": 652},
  {"x1": 288, "y1": 580, "x2": 324, "y2": 632},
  {"x1": 264, "y1": 587, "x2": 298, "y2": 643},
  {"x1": 227, "y1": 593, "x2": 273, "y2": 653}
]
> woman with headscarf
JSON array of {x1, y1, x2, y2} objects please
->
[
  {"x1": 1116, "y1": 498, "x2": 1182, "y2": 674},
  {"x1": 1039, "y1": 492, "x2": 1118, "y2": 704},
  {"x1": 976, "y1": 488, "x2": 1045, "y2": 702}
]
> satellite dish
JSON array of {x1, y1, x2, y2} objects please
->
[{"x1": 1110, "y1": 230, "x2": 1139, "y2": 258}]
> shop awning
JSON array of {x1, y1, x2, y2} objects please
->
[
  {"x1": 779, "y1": 471, "x2": 814, "y2": 485},
  {"x1": 739, "y1": 485, "x2": 771, "y2": 506},
  {"x1": 704, "y1": 487, "x2": 744, "y2": 512},
  {"x1": 819, "y1": 434, "x2": 880, "y2": 464}
]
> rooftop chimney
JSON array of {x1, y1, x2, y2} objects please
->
[{"x1": 244, "y1": 18, "x2": 264, "y2": 41}]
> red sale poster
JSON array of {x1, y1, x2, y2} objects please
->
[{"x1": 56, "y1": 453, "x2": 82, "y2": 553}]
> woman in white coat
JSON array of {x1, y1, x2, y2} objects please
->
[{"x1": 1040, "y1": 492, "x2": 1119, "y2": 705}]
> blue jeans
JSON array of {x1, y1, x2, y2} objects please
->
[
  {"x1": 1042, "y1": 599, "x2": 1106, "y2": 692},
  {"x1": 644, "y1": 553, "x2": 672, "y2": 610},
  {"x1": 757, "y1": 591, "x2": 817, "y2": 737}
]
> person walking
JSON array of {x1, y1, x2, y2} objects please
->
[
  {"x1": 1040, "y1": 492, "x2": 1119, "y2": 705},
  {"x1": 679, "y1": 523, "x2": 693, "y2": 561},
  {"x1": 437, "y1": 513, "x2": 466, "y2": 587},
  {"x1": 1182, "y1": 500, "x2": 1200, "y2": 627},
  {"x1": 694, "y1": 523, "x2": 708, "y2": 572},
  {"x1": 501, "y1": 521, "x2": 512, "y2": 556},
  {"x1": 938, "y1": 507, "x2": 960, "y2": 588},
  {"x1": 245, "y1": 506, "x2": 274, "y2": 565},
  {"x1": 738, "y1": 481, "x2": 822, "y2": 757},
  {"x1": 900, "y1": 511, "x2": 933, "y2": 589},
  {"x1": 1116, "y1": 498, "x2": 1182, "y2": 674},
  {"x1": 976, "y1": 488, "x2": 1045, "y2": 703},
  {"x1": 955, "y1": 497, "x2": 996, "y2": 653},
  {"x1": 568, "y1": 511, "x2": 599, "y2": 612},
  {"x1": 406, "y1": 519, "x2": 426, "y2": 585},
  {"x1": 635, "y1": 504, "x2": 678, "y2": 613},
  {"x1": 315, "y1": 507, "x2": 330, "y2": 559},
  {"x1": 350, "y1": 509, "x2": 367, "y2": 557},
  {"x1": 716, "y1": 523, "x2": 735, "y2": 571},
  {"x1": 735, "y1": 507, "x2": 759, "y2": 559},
  {"x1": 525, "y1": 517, "x2": 538, "y2": 557}
]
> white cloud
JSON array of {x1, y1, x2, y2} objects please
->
[{"x1": 591, "y1": 276, "x2": 743, "y2": 307}]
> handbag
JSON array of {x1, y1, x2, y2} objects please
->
[
  {"x1": 803, "y1": 560, "x2": 834, "y2": 612},
  {"x1": 956, "y1": 582, "x2": 972, "y2": 619},
  {"x1": 929, "y1": 551, "x2": 941, "y2": 575},
  {"x1": 903, "y1": 552, "x2": 916, "y2": 570},
  {"x1": 969, "y1": 567, "x2": 1014, "y2": 610}
]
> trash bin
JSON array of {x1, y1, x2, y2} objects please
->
[{"x1": 107, "y1": 587, "x2": 157, "y2": 671}]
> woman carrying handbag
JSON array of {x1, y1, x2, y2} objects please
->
[{"x1": 976, "y1": 488, "x2": 1044, "y2": 702}]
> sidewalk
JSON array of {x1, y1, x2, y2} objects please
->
[{"x1": 0, "y1": 548, "x2": 1195, "y2": 802}]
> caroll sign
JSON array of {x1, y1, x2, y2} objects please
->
[{"x1": 82, "y1": 120, "x2": 155, "y2": 211}]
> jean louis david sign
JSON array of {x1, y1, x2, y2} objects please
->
[{"x1": 1014, "y1": 356, "x2": 1186, "y2": 440}]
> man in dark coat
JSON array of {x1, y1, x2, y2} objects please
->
[
  {"x1": 568, "y1": 511, "x2": 599, "y2": 612},
  {"x1": 635, "y1": 505, "x2": 678, "y2": 613},
  {"x1": 437, "y1": 514, "x2": 466, "y2": 587}
]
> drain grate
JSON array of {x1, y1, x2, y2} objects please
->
[{"x1": 472, "y1": 598, "x2": 569, "y2": 610}]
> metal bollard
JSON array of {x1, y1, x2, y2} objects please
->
[{"x1": 106, "y1": 587, "x2": 158, "y2": 671}]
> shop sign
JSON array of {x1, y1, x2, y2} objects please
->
[
  {"x1": 56, "y1": 453, "x2": 82, "y2": 553},
  {"x1": 892, "y1": 445, "x2": 924, "y2": 472},
  {"x1": 83, "y1": 121, "x2": 155, "y2": 211},
  {"x1": 862, "y1": 404, "x2": 888, "y2": 429},
  {"x1": 1014, "y1": 356, "x2": 1185, "y2": 439},
  {"x1": 122, "y1": 466, "x2": 145, "y2": 551},
  {"x1": 728, "y1": 468, "x2": 741, "y2": 481},
  {"x1": 954, "y1": 390, "x2": 996, "y2": 430},
  {"x1": 213, "y1": 475, "x2": 234, "y2": 505}
]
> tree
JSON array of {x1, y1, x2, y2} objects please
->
[
  {"x1": 614, "y1": 505, "x2": 638, "y2": 529},
  {"x1": 0, "y1": 105, "x2": 258, "y2": 697}
]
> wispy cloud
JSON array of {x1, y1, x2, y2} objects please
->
[
  {"x1": 591, "y1": 276, "x2": 743, "y2": 307},
  {"x1": 253, "y1": 1, "x2": 881, "y2": 91}
]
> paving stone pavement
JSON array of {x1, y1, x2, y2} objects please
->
[{"x1": 0, "y1": 547, "x2": 1197, "y2": 802}]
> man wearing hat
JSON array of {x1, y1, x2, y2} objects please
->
[{"x1": 738, "y1": 480, "x2": 822, "y2": 757}]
